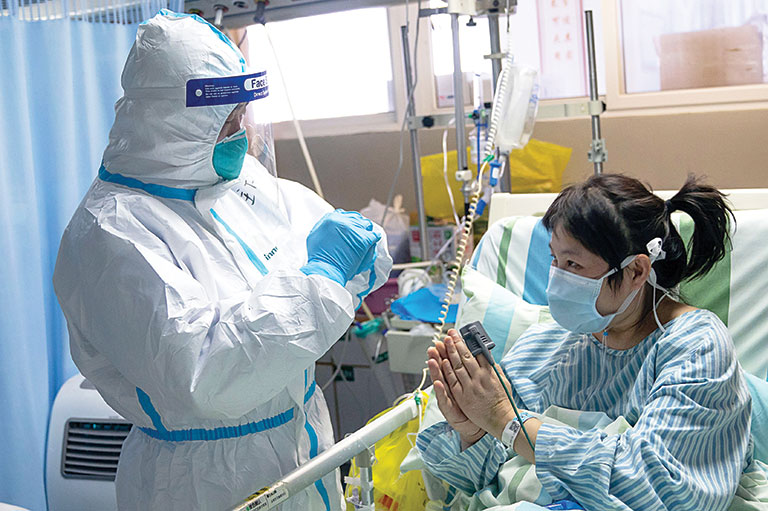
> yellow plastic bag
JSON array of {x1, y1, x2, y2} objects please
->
[
  {"x1": 507, "y1": 138, "x2": 571, "y2": 193},
  {"x1": 345, "y1": 395, "x2": 429, "y2": 511},
  {"x1": 420, "y1": 148, "x2": 476, "y2": 220},
  {"x1": 419, "y1": 139, "x2": 571, "y2": 219}
]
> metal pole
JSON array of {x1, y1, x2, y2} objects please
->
[
  {"x1": 401, "y1": 25, "x2": 429, "y2": 262},
  {"x1": 584, "y1": 10, "x2": 604, "y2": 175},
  {"x1": 487, "y1": 11, "x2": 502, "y2": 94},
  {"x1": 355, "y1": 448, "x2": 375, "y2": 508},
  {"x1": 451, "y1": 14, "x2": 469, "y2": 193},
  {"x1": 487, "y1": 10, "x2": 512, "y2": 192}
]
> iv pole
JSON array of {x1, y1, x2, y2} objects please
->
[
  {"x1": 401, "y1": 25, "x2": 429, "y2": 261},
  {"x1": 585, "y1": 10, "x2": 606, "y2": 175}
]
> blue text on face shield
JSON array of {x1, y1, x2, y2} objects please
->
[{"x1": 186, "y1": 71, "x2": 268, "y2": 107}]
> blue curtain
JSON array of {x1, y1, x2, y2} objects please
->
[{"x1": 0, "y1": 4, "x2": 177, "y2": 508}]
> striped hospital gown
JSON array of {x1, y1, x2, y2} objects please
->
[{"x1": 416, "y1": 309, "x2": 754, "y2": 510}]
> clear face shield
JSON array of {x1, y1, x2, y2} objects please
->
[
  {"x1": 217, "y1": 99, "x2": 277, "y2": 177},
  {"x1": 187, "y1": 70, "x2": 276, "y2": 180}
]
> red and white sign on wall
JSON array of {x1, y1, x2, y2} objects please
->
[{"x1": 536, "y1": 0, "x2": 587, "y2": 99}]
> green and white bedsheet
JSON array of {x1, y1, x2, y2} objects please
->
[
  {"x1": 466, "y1": 210, "x2": 768, "y2": 379},
  {"x1": 403, "y1": 399, "x2": 768, "y2": 510},
  {"x1": 399, "y1": 209, "x2": 768, "y2": 510}
]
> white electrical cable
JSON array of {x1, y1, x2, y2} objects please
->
[
  {"x1": 321, "y1": 329, "x2": 352, "y2": 391},
  {"x1": 442, "y1": 118, "x2": 461, "y2": 227},
  {"x1": 263, "y1": 26, "x2": 324, "y2": 199},
  {"x1": 430, "y1": 158, "x2": 490, "y2": 345},
  {"x1": 334, "y1": 359, "x2": 368, "y2": 413},
  {"x1": 380, "y1": 0, "x2": 423, "y2": 228},
  {"x1": 485, "y1": 36, "x2": 515, "y2": 159}
]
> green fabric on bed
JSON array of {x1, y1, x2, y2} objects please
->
[{"x1": 678, "y1": 214, "x2": 731, "y2": 325}]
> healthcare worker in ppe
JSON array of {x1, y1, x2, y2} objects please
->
[{"x1": 53, "y1": 9, "x2": 392, "y2": 511}]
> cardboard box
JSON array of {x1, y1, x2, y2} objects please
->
[
  {"x1": 409, "y1": 223, "x2": 473, "y2": 262},
  {"x1": 385, "y1": 328, "x2": 434, "y2": 374},
  {"x1": 659, "y1": 25, "x2": 763, "y2": 91}
]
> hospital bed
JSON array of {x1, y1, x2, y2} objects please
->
[
  {"x1": 485, "y1": 188, "x2": 768, "y2": 380},
  {"x1": 237, "y1": 188, "x2": 768, "y2": 511},
  {"x1": 388, "y1": 188, "x2": 768, "y2": 379},
  {"x1": 402, "y1": 187, "x2": 768, "y2": 510}
]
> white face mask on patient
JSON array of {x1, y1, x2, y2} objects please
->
[{"x1": 546, "y1": 238, "x2": 668, "y2": 335}]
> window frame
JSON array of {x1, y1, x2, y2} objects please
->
[
  {"x1": 271, "y1": 1, "x2": 768, "y2": 141},
  {"x1": 269, "y1": 6, "x2": 405, "y2": 140},
  {"x1": 601, "y1": 0, "x2": 768, "y2": 112}
]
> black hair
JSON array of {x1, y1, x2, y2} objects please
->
[{"x1": 541, "y1": 174, "x2": 734, "y2": 292}]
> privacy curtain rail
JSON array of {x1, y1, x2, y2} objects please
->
[{"x1": 1, "y1": 0, "x2": 183, "y2": 23}]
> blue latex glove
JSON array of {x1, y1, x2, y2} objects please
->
[{"x1": 300, "y1": 209, "x2": 381, "y2": 286}]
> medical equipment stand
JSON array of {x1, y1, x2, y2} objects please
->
[
  {"x1": 585, "y1": 10, "x2": 606, "y2": 175},
  {"x1": 353, "y1": 447, "x2": 376, "y2": 509},
  {"x1": 487, "y1": 7, "x2": 510, "y2": 191},
  {"x1": 451, "y1": 12, "x2": 475, "y2": 210},
  {"x1": 401, "y1": 26, "x2": 429, "y2": 261},
  {"x1": 403, "y1": 5, "x2": 607, "y2": 210},
  {"x1": 402, "y1": 4, "x2": 501, "y2": 253}
]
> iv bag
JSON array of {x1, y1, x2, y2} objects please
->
[{"x1": 493, "y1": 66, "x2": 539, "y2": 155}]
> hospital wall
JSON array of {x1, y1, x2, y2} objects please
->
[{"x1": 274, "y1": 106, "x2": 768, "y2": 213}]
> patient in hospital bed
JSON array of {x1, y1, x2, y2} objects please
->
[{"x1": 416, "y1": 175, "x2": 768, "y2": 511}]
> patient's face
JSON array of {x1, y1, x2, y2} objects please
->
[
  {"x1": 549, "y1": 227, "x2": 609, "y2": 279},
  {"x1": 549, "y1": 226, "x2": 635, "y2": 317}
]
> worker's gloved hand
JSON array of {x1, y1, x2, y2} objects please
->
[{"x1": 300, "y1": 209, "x2": 381, "y2": 286}]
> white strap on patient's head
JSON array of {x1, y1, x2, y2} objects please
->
[
  {"x1": 645, "y1": 237, "x2": 670, "y2": 333},
  {"x1": 647, "y1": 237, "x2": 666, "y2": 263}
]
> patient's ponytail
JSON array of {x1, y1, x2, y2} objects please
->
[
  {"x1": 543, "y1": 173, "x2": 734, "y2": 294},
  {"x1": 665, "y1": 175, "x2": 734, "y2": 283}
]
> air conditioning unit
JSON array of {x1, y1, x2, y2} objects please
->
[{"x1": 46, "y1": 374, "x2": 131, "y2": 511}]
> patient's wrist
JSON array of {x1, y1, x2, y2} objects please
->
[
  {"x1": 491, "y1": 409, "x2": 519, "y2": 440},
  {"x1": 459, "y1": 429, "x2": 484, "y2": 451}
]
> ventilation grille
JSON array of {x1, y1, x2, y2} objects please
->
[{"x1": 62, "y1": 419, "x2": 132, "y2": 481}]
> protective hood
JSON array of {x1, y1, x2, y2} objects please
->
[{"x1": 102, "y1": 10, "x2": 247, "y2": 188}]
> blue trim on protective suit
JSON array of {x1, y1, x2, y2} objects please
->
[
  {"x1": 522, "y1": 219, "x2": 552, "y2": 306},
  {"x1": 98, "y1": 165, "x2": 197, "y2": 201},
  {"x1": 135, "y1": 383, "x2": 317, "y2": 441},
  {"x1": 304, "y1": 380, "x2": 316, "y2": 404},
  {"x1": 136, "y1": 387, "x2": 168, "y2": 433},
  {"x1": 303, "y1": 369, "x2": 331, "y2": 511},
  {"x1": 210, "y1": 208, "x2": 269, "y2": 275},
  {"x1": 356, "y1": 249, "x2": 378, "y2": 307}
]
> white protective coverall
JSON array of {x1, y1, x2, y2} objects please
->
[{"x1": 53, "y1": 11, "x2": 391, "y2": 511}]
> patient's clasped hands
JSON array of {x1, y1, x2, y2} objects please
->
[{"x1": 426, "y1": 329, "x2": 518, "y2": 450}]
